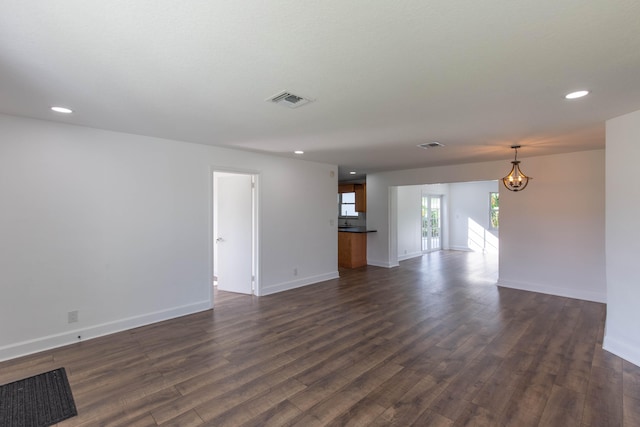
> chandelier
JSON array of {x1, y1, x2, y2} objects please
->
[{"x1": 502, "y1": 145, "x2": 531, "y2": 192}]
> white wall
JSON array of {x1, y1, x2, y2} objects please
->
[
  {"x1": 449, "y1": 181, "x2": 499, "y2": 252},
  {"x1": 604, "y1": 109, "x2": 640, "y2": 367},
  {"x1": 498, "y1": 150, "x2": 605, "y2": 303},
  {"x1": 0, "y1": 114, "x2": 339, "y2": 361},
  {"x1": 397, "y1": 185, "x2": 423, "y2": 260},
  {"x1": 367, "y1": 150, "x2": 606, "y2": 304},
  {"x1": 393, "y1": 179, "x2": 506, "y2": 258},
  {"x1": 397, "y1": 184, "x2": 450, "y2": 260},
  {"x1": 367, "y1": 162, "x2": 501, "y2": 268}
]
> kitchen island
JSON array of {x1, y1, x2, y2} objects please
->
[{"x1": 338, "y1": 227, "x2": 377, "y2": 268}]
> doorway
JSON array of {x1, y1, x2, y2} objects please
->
[
  {"x1": 422, "y1": 194, "x2": 442, "y2": 253},
  {"x1": 213, "y1": 171, "x2": 258, "y2": 303}
]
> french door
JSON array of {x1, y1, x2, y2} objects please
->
[{"x1": 422, "y1": 195, "x2": 442, "y2": 252}]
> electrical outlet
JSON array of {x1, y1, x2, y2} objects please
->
[
  {"x1": 68, "y1": 310, "x2": 78, "y2": 324},
  {"x1": 293, "y1": 268, "x2": 298, "y2": 276},
  {"x1": 329, "y1": 219, "x2": 334, "y2": 226}
]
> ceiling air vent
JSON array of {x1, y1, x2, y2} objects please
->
[
  {"x1": 418, "y1": 142, "x2": 445, "y2": 149},
  {"x1": 266, "y1": 91, "x2": 314, "y2": 108}
]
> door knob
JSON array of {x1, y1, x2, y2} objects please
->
[{"x1": 216, "y1": 237, "x2": 224, "y2": 243}]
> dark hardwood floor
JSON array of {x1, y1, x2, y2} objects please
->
[{"x1": 2, "y1": 251, "x2": 639, "y2": 426}]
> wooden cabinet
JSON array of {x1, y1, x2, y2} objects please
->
[
  {"x1": 339, "y1": 183, "x2": 366, "y2": 212},
  {"x1": 355, "y1": 184, "x2": 366, "y2": 212},
  {"x1": 338, "y1": 232, "x2": 367, "y2": 268},
  {"x1": 338, "y1": 184, "x2": 354, "y2": 193}
]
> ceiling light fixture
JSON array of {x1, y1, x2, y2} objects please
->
[
  {"x1": 565, "y1": 90, "x2": 589, "y2": 99},
  {"x1": 349, "y1": 171, "x2": 357, "y2": 175},
  {"x1": 294, "y1": 150, "x2": 304, "y2": 154},
  {"x1": 502, "y1": 145, "x2": 531, "y2": 192},
  {"x1": 51, "y1": 106, "x2": 73, "y2": 113}
]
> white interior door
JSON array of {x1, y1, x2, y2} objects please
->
[{"x1": 216, "y1": 174, "x2": 253, "y2": 294}]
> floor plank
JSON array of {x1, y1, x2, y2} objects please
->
[
  {"x1": 1, "y1": 250, "x2": 637, "y2": 427},
  {"x1": 582, "y1": 365, "x2": 624, "y2": 427},
  {"x1": 537, "y1": 385, "x2": 585, "y2": 427}
]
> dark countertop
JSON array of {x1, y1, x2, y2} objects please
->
[{"x1": 338, "y1": 227, "x2": 377, "y2": 233}]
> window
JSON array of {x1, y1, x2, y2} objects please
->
[
  {"x1": 490, "y1": 192, "x2": 499, "y2": 229},
  {"x1": 339, "y1": 192, "x2": 357, "y2": 217}
]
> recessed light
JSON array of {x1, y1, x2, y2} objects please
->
[
  {"x1": 294, "y1": 150, "x2": 304, "y2": 155},
  {"x1": 565, "y1": 90, "x2": 589, "y2": 99},
  {"x1": 51, "y1": 106, "x2": 73, "y2": 113},
  {"x1": 349, "y1": 171, "x2": 357, "y2": 175}
]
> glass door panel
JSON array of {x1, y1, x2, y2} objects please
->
[{"x1": 422, "y1": 195, "x2": 443, "y2": 252}]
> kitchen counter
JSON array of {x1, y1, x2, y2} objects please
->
[
  {"x1": 338, "y1": 227, "x2": 376, "y2": 268},
  {"x1": 338, "y1": 227, "x2": 377, "y2": 233}
]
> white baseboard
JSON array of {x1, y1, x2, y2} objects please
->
[
  {"x1": 603, "y1": 334, "x2": 640, "y2": 368},
  {"x1": 259, "y1": 271, "x2": 339, "y2": 296},
  {"x1": 449, "y1": 246, "x2": 473, "y2": 252},
  {"x1": 497, "y1": 278, "x2": 606, "y2": 303},
  {"x1": 0, "y1": 300, "x2": 212, "y2": 362},
  {"x1": 367, "y1": 259, "x2": 399, "y2": 268},
  {"x1": 398, "y1": 251, "x2": 423, "y2": 261}
]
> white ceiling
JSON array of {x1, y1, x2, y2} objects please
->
[{"x1": 2, "y1": 1, "x2": 640, "y2": 180}]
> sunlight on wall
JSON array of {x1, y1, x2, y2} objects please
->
[{"x1": 468, "y1": 218, "x2": 499, "y2": 253}]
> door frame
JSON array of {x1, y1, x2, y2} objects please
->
[
  {"x1": 421, "y1": 193, "x2": 443, "y2": 253},
  {"x1": 210, "y1": 166, "x2": 260, "y2": 307}
]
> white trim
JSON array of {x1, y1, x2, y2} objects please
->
[
  {"x1": 420, "y1": 193, "x2": 444, "y2": 252},
  {"x1": 603, "y1": 334, "x2": 640, "y2": 368},
  {"x1": 497, "y1": 278, "x2": 606, "y2": 303},
  {"x1": 389, "y1": 186, "x2": 398, "y2": 267},
  {"x1": 398, "y1": 251, "x2": 423, "y2": 261},
  {"x1": 259, "y1": 271, "x2": 340, "y2": 296},
  {"x1": 0, "y1": 300, "x2": 211, "y2": 362},
  {"x1": 211, "y1": 167, "x2": 261, "y2": 302},
  {"x1": 449, "y1": 245, "x2": 473, "y2": 252},
  {"x1": 367, "y1": 259, "x2": 399, "y2": 268}
]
